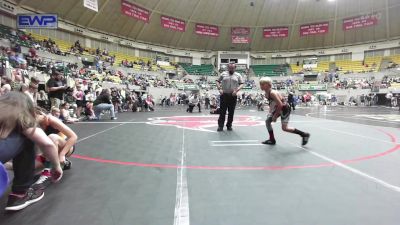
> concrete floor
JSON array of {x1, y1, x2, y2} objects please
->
[{"x1": 1, "y1": 106, "x2": 400, "y2": 225}]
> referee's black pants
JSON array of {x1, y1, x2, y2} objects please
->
[{"x1": 218, "y1": 93, "x2": 237, "y2": 128}]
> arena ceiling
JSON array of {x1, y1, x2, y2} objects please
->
[{"x1": 14, "y1": 0, "x2": 400, "y2": 52}]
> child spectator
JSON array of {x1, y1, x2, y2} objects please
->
[
  {"x1": 74, "y1": 85, "x2": 85, "y2": 118},
  {"x1": 50, "y1": 107, "x2": 61, "y2": 118},
  {"x1": 60, "y1": 102, "x2": 79, "y2": 123}
]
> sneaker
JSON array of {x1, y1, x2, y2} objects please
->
[
  {"x1": 217, "y1": 127, "x2": 223, "y2": 132},
  {"x1": 111, "y1": 117, "x2": 118, "y2": 120},
  {"x1": 63, "y1": 159, "x2": 72, "y2": 170},
  {"x1": 262, "y1": 140, "x2": 276, "y2": 145},
  {"x1": 227, "y1": 126, "x2": 233, "y2": 131},
  {"x1": 302, "y1": 133, "x2": 310, "y2": 146},
  {"x1": 5, "y1": 188, "x2": 44, "y2": 211},
  {"x1": 31, "y1": 170, "x2": 52, "y2": 190}
]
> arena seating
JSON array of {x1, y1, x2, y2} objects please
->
[
  {"x1": 364, "y1": 56, "x2": 382, "y2": 71},
  {"x1": 290, "y1": 64, "x2": 303, "y2": 74},
  {"x1": 159, "y1": 64, "x2": 176, "y2": 71},
  {"x1": 290, "y1": 56, "x2": 382, "y2": 74},
  {"x1": 180, "y1": 63, "x2": 214, "y2": 76},
  {"x1": 335, "y1": 60, "x2": 365, "y2": 73},
  {"x1": 0, "y1": 24, "x2": 30, "y2": 47},
  {"x1": 389, "y1": 55, "x2": 400, "y2": 64},
  {"x1": 29, "y1": 32, "x2": 71, "y2": 53},
  {"x1": 28, "y1": 31, "x2": 153, "y2": 67},
  {"x1": 250, "y1": 64, "x2": 287, "y2": 77},
  {"x1": 235, "y1": 69, "x2": 247, "y2": 75},
  {"x1": 315, "y1": 61, "x2": 330, "y2": 72},
  {"x1": 290, "y1": 62, "x2": 328, "y2": 73},
  {"x1": 336, "y1": 57, "x2": 381, "y2": 73}
]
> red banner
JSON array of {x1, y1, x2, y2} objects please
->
[
  {"x1": 161, "y1": 16, "x2": 185, "y2": 32},
  {"x1": 121, "y1": 0, "x2": 150, "y2": 23},
  {"x1": 231, "y1": 27, "x2": 250, "y2": 35},
  {"x1": 300, "y1": 22, "x2": 329, "y2": 36},
  {"x1": 231, "y1": 36, "x2": 250, "y2": 44},
  {"x1": 343, "y1": 13, "x2": 380, "y2": 30},
  {"x1": 263, "y1": 27, "x2": 289, "y2": 38},
  {"x1": 231, "y1": 27, "x2": 250, "y2": 44},
  {"x1": 195, "y1": 23, "x2": 219, "y2": 37}
]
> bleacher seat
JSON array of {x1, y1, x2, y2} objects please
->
[
  {"x1": 364, "y1": 56, "x2": 382, "y2": 72},
  {"x1": 180, "y1": 64, "x2": 214, "y2": 76},
  {"x1": 28, "y1": 31, "x2": 153, "y2": 66},
  {"x1": 315, "y1": 61, "x2": 330, "y2": 72},
  {"x1": 335, "y1": 60, "x2": 365, "y2": 73},
  {"x1": 389, "y1": 55, "x2": 400, "y2": 64},
  {"x1": 290, "y1": 64, "x2": 303, "y2": 74},
  {"x1": 251, "y1": 65, "x2": 287, "y2": 77}
]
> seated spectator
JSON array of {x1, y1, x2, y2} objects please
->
[
  {"x1": 209, "y1": 96, "x2": 220, "y2": 114},
  {"x1": 50, "y1": 107, "x2": 61, "y2": 118},
  {"x1": 60, "y1": 102, "x2": 79, "y2": 123},
  {"x1": 28, "y1": 47, "x2": 37, "y2": 58},
  {"x1": 19, "y1": 83, "x2": 32, "y2": 101},
  {"x1": 93, "y1": 89, "x2": 117, "y2": 120},
  {"x1": 0, "y1": 92, "x2": 62, "y2": 211},
  {"x1": 1, "y1": 77, "x2": 12, "y2": 95},
  {"x1": 144, "y1": 95, "x2": 155, "y2": 112},
  {"x1": 74, "y1": 40, "x2": 80, "y2": 48}
]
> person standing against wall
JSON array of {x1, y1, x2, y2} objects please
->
[{"x1": 216, "y1": 63, "x2": 244, "y2": 132}]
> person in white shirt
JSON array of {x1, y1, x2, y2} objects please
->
[
  {"x1": 386, "y1": 92, "x2": 393, "y2": 107},
  {"x1": 216, "y1": 63, "x2": 244, "y2": 131},
  {"x1": 187, "y1": 94, "x2": 201, "y2": 113},
  {"x1": 204, "y1": 91, "x2": 210, "y2": 109}
]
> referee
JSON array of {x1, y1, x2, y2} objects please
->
[{"x1": 216, "y1": 63, "x2": 244, "y2": 131}]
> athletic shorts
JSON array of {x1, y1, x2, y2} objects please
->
[
  {"x1": 268, "y1": 104, "x2": 291, "y2": 124},
  {"x1": 76, "y1": 100, "x2": 85, "y2": 108}
]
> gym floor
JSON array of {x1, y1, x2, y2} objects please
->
[{"x1": 1, "y1": 106, "x2": 400, "y2": 225}]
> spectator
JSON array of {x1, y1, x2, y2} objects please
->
[
  {"x1": 288, "y1": 92, "x2": 295, "y2": 111},
  {"x1": 60, "y1": 102, "x2": 79, "y2": 123},
  {"x1": 46, "y1": 71, "x2": 66, "y2": 109},
  {"x1": 84, "y1": 90, "x2": 95, "y2": 119},
  {"x1": 50, "y1": 107, "x2": 61, "y2": 118},
  {"x1": 93, "y1": 89, "x2": 117, "y2": 120},
  {"x1": 74, "y1": 85, "x2": 85, "y2": 118},
  {"x1": 1, "y1": 77, "x2": 12, "y2": 95},
  {"x1": 187, "y1": 94, "x2": 201, "y2": 113},
  {"x1": 144, "y1": 95, "x2": 155, "y2": 112},
  {"x1": 386, "y1": 91, "x2": 393, "y2": 107},
  {"x1": 204, "y1": 91, "x2": 210, "y2": 109},
  {"x1": 37, "y1": 90, "x2": 49, "y2": 109}
]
